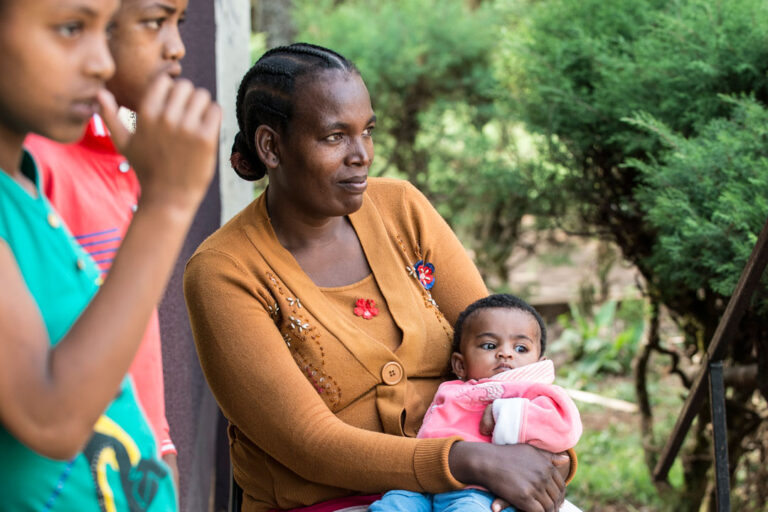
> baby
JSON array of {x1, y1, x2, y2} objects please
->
[{"x1": 370, "y1": 294, "x2": 582, "y2": 512}]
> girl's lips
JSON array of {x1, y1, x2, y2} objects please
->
[{"x1": 70, "y1": 99, "x2": 99, "y2": 122}]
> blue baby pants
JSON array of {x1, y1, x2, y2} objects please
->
[{"x1": 368, "y1": 489, "x2": 516, "y2": 512}]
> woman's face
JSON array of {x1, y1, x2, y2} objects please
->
[{"x1": 269, "y1": 69, "x2": 376, "y2": 221}]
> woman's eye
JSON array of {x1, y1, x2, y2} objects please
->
[
  {"x1": 57, "y1": 21, "x2": 84, "y2": 38},
  {"x1": 363, "y1": 126, "x2": 375, "y2": 137},
  {"x1": 325, "y1": 133, "x2": 343, "y2": 142}
]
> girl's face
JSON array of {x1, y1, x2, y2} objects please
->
[
  {"x1": 0, "y1": 0, "x2": 117, "y2": 143},
  {"x1": 106, "y1": 0, "x2": 188, "y2": 112},
  {"x1": 451, "y1": 308, "x2": 542, "y2": 381},
  {"x1": 268, "y1": 69, "x2": 376, "y2": 221}
]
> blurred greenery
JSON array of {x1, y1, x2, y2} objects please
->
[
  {"x1": 570, "y1": 418, "x2": 685, "y2": 510},
  {"x1": 552, "y1": 299, "x2": 646, "y2": 388}
]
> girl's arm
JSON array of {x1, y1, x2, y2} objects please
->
[{"x1": 0, "y1": 76, "x2": 220, "y2": 459}]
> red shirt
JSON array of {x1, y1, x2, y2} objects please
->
[{"x1": 25, "y1": 116, "x2": 176, "y2": 456}]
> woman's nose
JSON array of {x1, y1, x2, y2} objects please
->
[{"x1": 346, "y1": 136, "x2": 373, "y2": 167}]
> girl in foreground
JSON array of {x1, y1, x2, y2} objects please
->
[{"x1": 0, "y1": 0, "x2": 220, "y2": 508}]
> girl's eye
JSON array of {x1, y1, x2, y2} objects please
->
[
  {"x1": 57, "y1": 21, "x2": 84, "y2": 38},
  {"x1": 515, "y1": 345, "x2": 528, "y2": 353},
  {"x1": 144, "y1": 18, "x2": 165, "y2": 30},
  {"x1": 480, "y1": 342, "x2": 496, "y2": 350}
]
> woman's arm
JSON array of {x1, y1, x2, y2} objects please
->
[{"x1": 0, "y1": 77, "x2": 220, "y2": 459}]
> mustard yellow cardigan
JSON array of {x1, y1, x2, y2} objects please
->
[{"x1": 184, "y1": 178, "x2": 489, "y2": 511}]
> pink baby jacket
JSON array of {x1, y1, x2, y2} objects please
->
[{"x1": 417, "y1": 360, "x2": 582, "y2": 453}]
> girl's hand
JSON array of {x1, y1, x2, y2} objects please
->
[
  {"x1": 98, "y1": 74, "x2": 221, "y2": 212},
  {"x1": 480, "y1": 403, "x2": 495, "y2": 436},
  {"x1": 449, "y1": 442, "x2": 566, "y2": 512}
]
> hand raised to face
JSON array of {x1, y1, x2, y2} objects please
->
[{"x1": 98, "y1": 74, "x2": 220, "y2": 212}]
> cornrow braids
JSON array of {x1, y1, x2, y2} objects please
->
[
  {"x1": 230, "y1": 43, "x2": 359, "y2": 181},
  {"x1": 452, "y1": 294, "x2": 547, "y2": 356}
]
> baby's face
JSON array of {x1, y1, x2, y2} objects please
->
[{"x1": 451, "y1": 308, "x2": 541, "y2": 381}]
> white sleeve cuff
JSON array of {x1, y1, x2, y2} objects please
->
[{"x1": 491, "y1": 397, "x2": 526, "y2": 445}]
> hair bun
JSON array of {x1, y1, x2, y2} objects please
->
[{"x1": 230, "y1": 131, "x2": 265, "y2": 181}]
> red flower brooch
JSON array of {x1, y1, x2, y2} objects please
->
[
  {"x1": 354, "y1": 298, "x2": 379, "y2": 319},
  {"x1": 414, "y1": 260, "x2": 436, "y2": 290}
]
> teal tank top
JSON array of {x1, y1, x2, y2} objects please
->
[{"x1": 0, "y1": 152, "x2": 177, "y2": 511}]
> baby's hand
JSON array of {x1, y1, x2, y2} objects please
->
[
  {"x1": 480, "y1": 403, "x2": 496, "y2": 436},
  {"x1": 98, "y1": 75, "x2": 221, "y2": 211}
]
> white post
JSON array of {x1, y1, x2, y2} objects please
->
[{"x1": 216, "y1": 0, "x2": 254, "y2": 224}]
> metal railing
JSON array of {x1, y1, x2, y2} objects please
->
[{"x1": 652, "y1": 216, "x2": 768, "y2": 511}]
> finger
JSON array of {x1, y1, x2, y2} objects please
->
[
  {"x1": 479, "y1": 404, "x2": 495, "y2": 436},
  {"x1": 199, "y1": 102, "x2": 222, "y2": 142},
  {"x1": 138, "y1": 74, "x2": 174, "y2": 121},
  {"x1": 97, "y1": 89, "x2": 130, "y2": 152},
  {"x1": 162, "y1": 79, "x2": 195, "y2": 128},
  {"x1": 491, "y1": 498, "x2": 510, "y2": 512},
  {"x1": 541, "y1": 475, "x2": 562, "y2": 512},
  {"x1": 180, "y1": 87, "x2": 212, "y2": 128}
]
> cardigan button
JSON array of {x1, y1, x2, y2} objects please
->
[{"x1": 381, "y1": 362, "x2": 403, "y2": 385}]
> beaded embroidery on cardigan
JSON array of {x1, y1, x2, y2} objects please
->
[
  {"x1": 265, "y1": 271, "x2": 342, "y2": 407},
  {"x1": 395, "y1": 234, "x2": 453, "y2": 342}
]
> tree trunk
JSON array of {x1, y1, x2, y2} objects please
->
[{"x1": 252, "y1": 0, "x2": 296, "y2": 48}]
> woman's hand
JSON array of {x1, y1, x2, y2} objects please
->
[
  {"x1": 489, "y1": 451, "x2": 570, "y2": 511},
  {"x1": 449, "y1": 441, "x2": 566, "y2": 512}
]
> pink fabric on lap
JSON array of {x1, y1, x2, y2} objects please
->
[{"x1": 271, "y1": 495, "x2": 381, "y2": 512}]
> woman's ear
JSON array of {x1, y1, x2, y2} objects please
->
[
  {"x1": 451, "y1": 352, "x2": 467, "y2": 380},
  {"x1": 255, "y1": 125, "x2": 280, "y2": 170}
]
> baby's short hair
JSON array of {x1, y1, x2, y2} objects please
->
[{"x1": 453, "y1": 293, "x2": 547, "y2": 355}]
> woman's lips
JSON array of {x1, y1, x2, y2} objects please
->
[{"x1": 338, "y1": 176, "x2": 368, "y2": 193}]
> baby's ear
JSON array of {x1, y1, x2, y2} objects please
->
[
  {"x1": 539, "y1": 355, "x2": 547, "y2": 361},
  {"x1": 451, "y1": 352, "x2": 467, "y2": 380}
]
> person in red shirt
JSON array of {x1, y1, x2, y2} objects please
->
[{"x1": 25, "y1": 0, "x2": 191, "y2": 482}]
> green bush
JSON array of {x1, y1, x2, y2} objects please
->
[{"x1": 552, "y1": 299, "x2": 645, "y2": 387}]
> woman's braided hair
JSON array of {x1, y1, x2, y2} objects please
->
[{"x1": 230, "y1": 43, "x2": 359, "y2": 181}]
